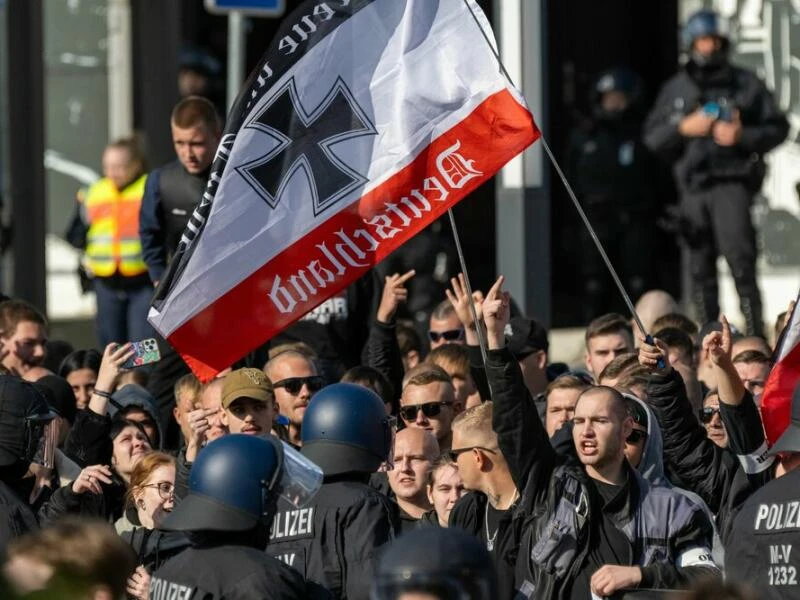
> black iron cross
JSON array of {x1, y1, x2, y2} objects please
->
[{"x1": 236, "y1": 78, "x2": 376, "y2": 215}]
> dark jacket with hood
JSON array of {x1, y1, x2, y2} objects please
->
[
  {"x1": 645, "y1": 368, "x2": 774, "y2": 544},
  {"x1": 122, "y1": 517, "x2": 191, "y2": 574},
  {"x1": 487, "y1": 347, "x2": 719, "y2": 599},
  {"x1": 64, "y1": 384, "x2": 163, "y2": 467}
]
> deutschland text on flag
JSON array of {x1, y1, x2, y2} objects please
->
[{"x1": 148, "y1": 0, "x2": 540, "y2": 380}]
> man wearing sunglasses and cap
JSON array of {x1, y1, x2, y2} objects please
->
[
  {"x1": 726, "y1": 382, "x2": 800, "y2": 599},
  {"x1": 0, "y1": 375, "x2": 58, "y2": 556},
  {"x1": 149, "y1": 434, "x2": 321, "y2": 599}
]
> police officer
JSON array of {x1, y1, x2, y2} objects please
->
[
  {"x1": 0, "y1": 375, "x2": 57, "y2": 556},
  {"x1": 644, "y1": 9, "x2": 788, "y2": 335},
  {"x1": 149, "y1": 434, "x2": 322, "y2": 599},
  {"x1": 267, "y1": 382, "x2": 399, "y2": 599},
  {"x1": 371, "y1": 527, "x2": 497, "y2": 600},
  {"x1": 726, "y1": 384, "x2": 800, "y2": 599},
  {"x1": 566, "y1": 66, "x2": 657, "y2": 320}
]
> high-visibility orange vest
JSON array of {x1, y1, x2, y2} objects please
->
[{"x1": 84, "y1": 174, "x2": 148, "y2": 278}]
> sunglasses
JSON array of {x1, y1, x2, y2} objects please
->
[
  {"x1": 142, "y1": 481, "x2": 174, "y2": 500},
  {"x1": 698, "y1": 407, "x2": 721, "y2": 424},
  {"x1": 626, "y1": 430, "x2": 648, "y2": 445},
  {"x1": 273, "y1": 376, "x2": 325, "y2": 396},
  {"x1": 448, "y1": 446, "x2": 497, "y2": 462},
  {"x1": 428, "y1": 329, "x2": 465, "y2": 343},
  {"x1": 399, "y1": 401, "x2": 452, "y2": 422}
]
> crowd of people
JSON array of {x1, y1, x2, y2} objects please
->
[{"x1": 0, "y1": 6, "x2": 796, "y2": 600}]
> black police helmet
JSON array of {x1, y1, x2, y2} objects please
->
[
  {"x1": 0, "y1": 376, "x2": 54, "y2": 469},
  {"x1": 371, "y1": 528, "x2": 497, "y2": 600},
  {"x1": 161, "y1": 434, "x2": 283, "y2": 532},
  {"x1": 684, "y1": 10, "x2": 730, "y2": 66},
  {"x1": 301, "y1": 383, "x2": 392, "y2": 476},
  {"x1": 590, "y1": 67, "x2": 644, "y2": 120}
]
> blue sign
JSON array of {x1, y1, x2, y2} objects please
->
[{"x1": 205, "y1": 0, "x2": 285, "y2": 17}]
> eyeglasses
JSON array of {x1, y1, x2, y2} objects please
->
[
  {"x1": 399, "y1": 401, "x2": 453, "y2": 422},
  {"x1": 142, "y1": 481, "x2": 174, "y2": 500},
  {"x1": 626, "y1": 430, "x2": 648, "y2": 445},
  {"x1": 448, "y1": 446, "x2": 497, "y2": 462},
  {"x1": 698, "y1": 407, "x2": 721, "y2": 424},
  {"x1": 273, "y1": 376, "x2": 325, "y2": 396},
  {"x1": 428, "y1": 329, "x2": 465, "y2": 343}
]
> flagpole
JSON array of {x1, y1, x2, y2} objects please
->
[
  {"x1": 447, "y1": 209, "x2": 489, "y2": 366},
  {"x1": 460, "y1": 0, "x2": 653, "y2": 342}
]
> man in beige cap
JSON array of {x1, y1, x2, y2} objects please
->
[{"x1": 220, "y1": 368, "x2": 276, "y2": 436}]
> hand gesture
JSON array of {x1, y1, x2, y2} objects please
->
[
  {"x1": 702, "y1": 314, "x2": 732, "y2": 367},
  {"x1": 376, "y1": 270, "x2": 415, "y2": 324},
  {"x1": 639, "y1": 336, "x2": 672, "y2": 373},
  {"x1": 590, "y1": 565, "x2": 642, "y2": 597},
  {"x1": 445, "y1": 273, "x2": 484, "y2": 330},
  {"x1": 95, "y1": 342, "x2": 135, "y2": 392},
  {"x1": 482, "y1": 276, "x2": 510, "y2": 350},
  {"x1": 185, "y1": 407, "x2": 218, "y2": 462},
  {"x1": 712, "y1": 110, "x2": 743, "y2": 146},
  {"x1": 679, "y1": 109, "x2": 715, "y2": 137},
  {"x1": 126, "y1": 565, "x2": 151, "y2": 600},
  {"x1": 71, "y1": 464, "x2": 113, "y2": 495}
]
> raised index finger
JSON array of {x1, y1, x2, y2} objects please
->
[
  {"x1": 395, "y1": 269, "x2": 416, "y2": 285},
  {"x1": 485, "y1": 275, "x2": 505, "y2": 301}
]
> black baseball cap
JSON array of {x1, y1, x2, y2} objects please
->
[
  {"x1": 505, "y1": 317, "x2": 549, "y2": 358},
  {"x1": 768, "y1": 383, "x2": 800, "y2": 456}
]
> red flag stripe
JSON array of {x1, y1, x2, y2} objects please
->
[
  {"x1": 761, "y1": 298, "x2": 800, "y2": 444},
  {"x1": 167, "y1": 89, "x2": 539, "y2": 380}
]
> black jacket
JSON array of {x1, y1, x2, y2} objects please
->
[
  {"x1": 644, "y1": 61, "x2": 788, "y2": 193},
  {"x1": 645, "y1": 368, "x2": 774, "y2": 543},
  {"x1": 487, "y1": 348, "x2": 719, "y2": 599},
  {"x1": 266, "y1": 478, "x2": 398, "y2": 600},
  {"x1": 0, "y1": 480, "x2": 38, "y2": 559},
  {"x1": 449, "y1": 491, "x2": 523, "y2": 600},
  {"x1": 726, "y1": 467, "x2": 800, "y2": 599},
  {"x1": 364, "y1": 318, "x2": 404, "y2": 411},
  {"x1": 37, "y1": 471, "x2": 127, "y2": 527},
  {"x1": 123, "y1": 527, "x2": 191, "y2": 574},
  {"x1": 149, "y1": 543, "x2": 305, "y2": 600}
]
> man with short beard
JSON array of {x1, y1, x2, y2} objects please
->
[
  {"x1": 482, "y1": 276, "x2": 718, "y2": 599},
  {"x1": 264, "y1": 351, "x2": 324, "y2": 448},
  {"x1": 220, "y1": 368, "x2": 276, "y2": 437}
]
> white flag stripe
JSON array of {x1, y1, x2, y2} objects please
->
[{"x1": 150, "y1": 0, "x2": 518, "y2": 336}]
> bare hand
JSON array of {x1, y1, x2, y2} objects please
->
[
  {"x1": 95, "y1": 342, "x2": 135, "y2": 392},
  {"x1": 71, "y1": 464, "x2": 113, "y2": 495},
  {"x1": 445, "y1": 273, "x2": 484, "y2": 330},
  {"x1": 376, "y1": 270, "x2": 415, "y2": 323},
  {"x1": 782, "y1": 300, "x2": 796, "y2": 332},
  {"x1": 639, "y1": 337, "x2": 672, "y2": 373},
  {"x1": 679, "y1": 110, "x2": 715, "y2": 137},
  {"x1": 185, "y1": 407, "x2": 217, "y2": 462},
  {"x1": 126, "y1": 565, "x2": 151, "y2": 600},
  {"x1": 702, "y1": 314, "x2": 732, "y2": 366},
  {"x1": 590, "y1": 565, "x2": 642, "y2": 597},
  {"x1": 482, "y1": 276, "x2": 510, "y2": 349},
  {"x1": 712, "y1": 110, "x2": 742, "y2": 146}
]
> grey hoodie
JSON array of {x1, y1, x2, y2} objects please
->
[{"x1": 627, "y1": 394, "x2": 724, "y2": 566}]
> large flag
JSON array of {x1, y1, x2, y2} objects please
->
[
  {"x1": 149, "y1": 0, "x2": 540, "y2": 380},
  {"x1": 761, "y1": 291, "x2": 800, "y2": 445}
]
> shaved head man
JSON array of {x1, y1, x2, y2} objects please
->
[
  {"x1": 388, "y1": 428, "x2": 439, "y2": 530},
  {"x1": 634, "y1": 290, "x2": 678, "y2": 339}
]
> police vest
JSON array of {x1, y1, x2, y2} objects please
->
[{"x1": 84, "y1": 175, "x2": 148, "y2": 277}]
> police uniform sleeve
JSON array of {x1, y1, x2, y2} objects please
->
[
  {"x1": 738, "y1": 75, "x2": 789, "y2": 156},
  {"x1": 224, "y1": 564, "x2": 306, "y2": 600},
  {"x1": 139, "y1": 169, "x2": 168, "y2": 284},
  {"x1": 643, "y1": 79, "x2": 687, "y2": 161}
]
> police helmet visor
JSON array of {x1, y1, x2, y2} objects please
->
[
  {"x1": 27, "y1": 412, "x2": 58, "y2": 469},
  {"x1": 377, "y1": 416, "x2": 397, "y2": 472},
  {"x1": 272, "y1": 440, "x2": 323, "y2": 508}
]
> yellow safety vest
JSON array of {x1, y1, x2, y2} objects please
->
[{"x1": 84, "y1": 174, "x2": 148, "y2": 278}]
